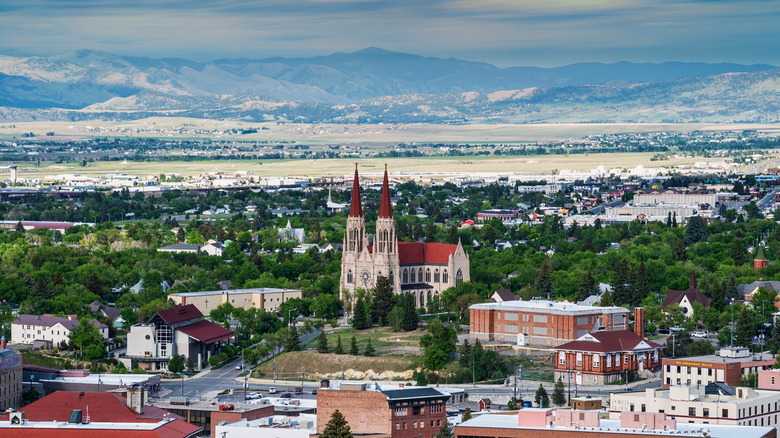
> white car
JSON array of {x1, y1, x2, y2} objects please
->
[
  {"x1": 246, "y1": 392, "x2": 262, "y2": 400},
  {"x1": 670, "y1": 326, "x2": 685, "y2": 332},
  {"x1": 268, "y1": 387, "x2": 277, "y2": 394},
  {"x1": 691, "y1": 331, "x2": 708, "y2": 339}
]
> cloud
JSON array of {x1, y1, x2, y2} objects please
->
[{"x1": 0, "y1": 0, "x2": 779, "y2": 66}]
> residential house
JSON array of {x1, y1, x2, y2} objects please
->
[
  {"x1": 11, "y1": 314, "x2": 109, "y2": 347},
  {"x1": 662, "y1": 272, "x2": 710, "y2": 317}
]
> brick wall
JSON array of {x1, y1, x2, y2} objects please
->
[{"x1": 317, "y1": 389, "x2": 391, "y2": 435}]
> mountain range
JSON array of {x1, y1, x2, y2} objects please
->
[{"x1": 0, "y1": 48, "x2": 778, "y2": 123}]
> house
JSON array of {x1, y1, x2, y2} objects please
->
[
  {"x1": 125, "y1": 304, "x2": 235, "y2": 371},
  {"x1": 201, "y1": 241, "x2": 227, "y2": 256},
  {"x1": 318, "y1": 243, "x2": 343, "y2": 253},
  {"x1": 0, "y1": 389, "x2": 201, "y2": 437},
  {"x1": 738, "y1": 280, "x2": 780, "y2": 303},
  {"x1": 662, "y1": 272, "x2": 710, "y2": 316},
  {"x1": 279, "y1": 220, "x2": 305, "y2": 244},
  {"x1": 478, "y1": 398, "x2": 492, "y2": 411},
  {"x1": 316, "y1": 384, "x2": 448, "y2": 438},
  {"x1": 490, "y1": 289, "x2": 520, "y2": 303},
  {"x1": 661, "y1": 347, "x2": 774, "y2": 387},
  {"x1": 553, "y1": 325, "x2": 663, "y2": 385},
  {"x1": 469, "y1": 298, "x2": 630, "y2": 347},
  {"x1": 454, "y1": 408, "x2": 775, "y2": 438},
  {"x1": 89, "y1": 300, "x2": 124, "y2": 328},
  {"x1": 11, "y1": 314, "x2": 109, "y2": 347},
  {"x1": 610, "y1": 383, "x2": 780, "y2": 428}
]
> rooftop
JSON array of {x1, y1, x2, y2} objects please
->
[
  {"x1": 458, "y1": 412, "x2": 772, "y2": 438},
  {"x1": 662, "y1": 350, "x2": 774, "y2": 364},
  {"x1": 470, "y1": 298, "x2": 629, "y2": 315},
  {"x1": 167, "y1": 287, "x2": 301, "y2": 297}
]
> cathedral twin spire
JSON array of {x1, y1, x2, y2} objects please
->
[{"x1": 348, "y1": 164, "x2": 393, "y2": 220}]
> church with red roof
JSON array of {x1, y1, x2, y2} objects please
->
[{"x1": 340, "y1": 166, "x2": 470, "y2": 307}]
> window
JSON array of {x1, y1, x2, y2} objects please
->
[
  {"x1": 703, "y1": 408, "x2": 709, "y2": 417},
  {"x1": 624, "y1": 355, "x2": 629, "y2": 365},
  {"x1": 434, "y1": 269, "x2": 440, "y2": 282},
  {"x1": 396, "y1": 424, "x2": 400, "y2": 430},
  {"x1": 606, "y1": 354, "x2": 612, "y2": 367},
  {"x1": 389, "y1": 271, "x2": 394, "y2": 286},
  {"x1": 411, "y1": 269, "x2": 416, "y2": 283},
  {"x1": 559, "y1": 352, "x2": 566, "y2": 365},
  {"x1": 443, "y1": 270, "x2": 449, "y2": 283},
  {"x1": 347, "y1": 270, "x2": 353, "y2": 284},
  {"x1": 425, "y1": 269, "x2": 431, "y2": 282},
  {"x1": 689, "y1": 407, "x2": 696, "y2": 416},
  {"x1": 576, "y1": 353, "x2": 582, "y2": 366},
  {"x1": 593, "y1": 355, "x2": 600, "y2": 368},
  {"x1": 641, "y1": 404, "x2": 646, "y2": 413},
  {"x1": 456, "y1": 269, "x2": 463, "y2": 285},
  {"x1": 418, "y1": 268, "x2": 423, "y2": 283},
  {"x1": 773, "y1": 376, "x2": 776, "y2": 385},
  {"x1": 413, "y1": 422, "x2": 417, "y2": 429},
  {"x1": 403, "y1": 269, "x2": 408, "y2": 283},
  {"x1": 395, "y1": 408, "x2": 408, "y2": 416}
]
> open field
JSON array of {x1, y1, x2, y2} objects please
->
[
  {"x1": 16, "y1": 153, "x2": 728, "y2": 180},
  {"x1": 3, "y1": 118, "x2": 780, "y2": 144}
]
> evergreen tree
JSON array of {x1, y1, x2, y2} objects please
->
[
  {"x1": 734, "y1": 306, "x2": 756, "y2": 348},
  {"x1": 631, "y1": 262, "x2": 649, "y2": 304},
  {"x1": 536, "y1": 260, "x2": 555, "y2": 299},
  {"x1": 167, "y1": 354, "x2": 184, "y2": 374},
  {"x1": 321, "y1": 410, "x2": 353, "y2": 438},
  {"x1": 317, "y1": 330, "x2": 329, "y2": 353},
  {"x1": 416, "y1": 370, "x2": 429, "y2": 386},
  {"x1": 673, "y1": 239, "x2": 688, "y2": 261},
  {"x1": 372, "y1": 276, "x2": 395, "y2": 326},
  {"x1": 350, "y1": 334, "x2": 359, "y2": 355},
  {"x1": 401, "y1": 293, "x2": 419, "y2": 331},
  {"x1": 535, "y1": 384, "x2": 549, "y2": 408},
  {"x1": 334, "y1": 334, "x2": 345, "y2": 354},
  {"x1": 461, "y1": 407, "x2": 472, "y2": 422},
  {"x1": 286, "y1": 325, "x2": 301, "y2": 352},
  {"x1": 364, "y1": 337, "x2": 376, "y2": 356},
  {"x1": 458, "y1": 339, "x2": 472, "y2": 367},
  {"x1": 434, "y1": 420, "x2": 454, "y2": 438},
  {"x1": 684, "y1": 216, "x2": 708, "y2": 244},
  {"x1": 574, "y1": 269, "x2": 599, "y2": 302},
  {"x1": 594, "y1": 218, "x2": 602, "y2": 230},
  {"x1": 610, "y1": 258, "x2": 633, "y2": 306},
  {"x1": 507, "y1": 396, "x2": 519, "y2": 410},
  {"x1": 352, "y1": 296, "x2": 372, "y2": 330},
  {"x1": 729, "y1": 239, "x2": 746, "y2": 266},
  {"x1": 552, "y1": 377, "x2": 567, "y2": 406},
  {"x1": 770, "y1": 322, "x2": 780, "y2": 354}
]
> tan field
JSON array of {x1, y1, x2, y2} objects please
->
[
  {"x1": 18, "y1": 153, "x2": 725, "y2": 180},
  {"x1": 3, "y1": 117, "x2": 780, "y2": 144}
]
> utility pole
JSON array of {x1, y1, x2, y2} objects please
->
[
  {"x1": 471, "y1": 354, "x2": 476, "y2": 388},
  {"x1": 567, "y1": 370, "x2": 571, "y2": 405}
]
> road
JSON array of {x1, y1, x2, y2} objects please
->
[{"x1": 757, "y1": 188, "x2": 777, "y2": 212}]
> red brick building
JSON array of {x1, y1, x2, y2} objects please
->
[
  {"x1": 469, "y1": 299, "x2": 630, "y2": 347},
  {"x1": 553, "y1": 329, "x2": 663, "y2": 385},
  {"x1": 316, "y1": 385, "x2": 448, "y2": 438}
]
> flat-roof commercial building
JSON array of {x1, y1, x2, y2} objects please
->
[
  {"x1": 0, "y1": 348, "x2": 21, "y2": 411},
  {"x1": 662, "y1": 347, "x2": 774, "y2": 388},
  {"x1": 454, "y1": 408, "x2": 776, "y2": 438},
  {"x1": 154, "y1": 398, "x2": 275, "y2": 438},
  {"x1": 168, "y1": 288, "x2": 303, "y2": 314},
  {"x1": 469, "y1": 299, "x2": 630, "y2": 347},
  {"x1": 610, "y1": 384, "x2": 780, "y2": 428}
]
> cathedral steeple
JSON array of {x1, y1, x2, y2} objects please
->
[
  {"x1": 349, "y1": 163, "x2": 363, "y2": 218},
  {"x1": 379, "y1": 164, "x2": 392, "y2": 219}
]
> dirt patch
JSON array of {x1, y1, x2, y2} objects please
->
[{"x1": 256, "y1": 351, "x2": 418, "y2": 381}]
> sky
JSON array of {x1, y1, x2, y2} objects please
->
[{"x1": 1, "y1": 0, "x2": 779, "y2": 67}]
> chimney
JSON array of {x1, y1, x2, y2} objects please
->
[
  {"x1": 634, "y1": 307, "x2": 645, "y2": 339},
  {"x1": 0, "y1": 336, "x2": 7, "y2": 349},
  {"x1": 126, "y1": 386, "x2": 145, "y2": 414}
]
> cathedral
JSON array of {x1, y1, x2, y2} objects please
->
[{"x1": 339, "y1": 165, "x2": 470, "y2": 307}]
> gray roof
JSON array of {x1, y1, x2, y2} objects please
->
[
  {"x1": 381, "y1": 387, "x2": 448, "y2": 401},
  {"x1": 158, "y1": 244, "x2": 201, "y2": 251},
  {"x1": 737, "y1": 280, "x2": 780, "y2": 295},
  {"x1": 12, "y1": 314, "x2": 107, "y2": 329}
]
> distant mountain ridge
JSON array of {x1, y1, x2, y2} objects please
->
[{"x1": 0, "y1": 48, "x2": 778, "y2": 122}]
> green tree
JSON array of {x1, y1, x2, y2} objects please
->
[
  {"x1": 320, "y1": 409, "x2": 353, "y2": 438},
  {"x1": 419, "y1": 319, "x2": 457, "y2": 371},
  {"x1": 286, "y1": 325, "x2": 301, "y2": 352},
  {"x1": 416, "y1": 370, "x2": 429, "y2": 386},
  {"x1": 335, "y1": 334, "x2": 345, "y2": 354},
  {"x1": 552, "y1": 377, "x2": 567, "y2": 406},
  {"x1": 535, "y1": 384, "x2": 550, "y2": 408},
  {"x1": 683, "y1": 216, "x2": 708, "y2": 244},
  {"x1": 168, "y1": 354, "x2": 184, "y2": 374},
  {"x1": 350, "y1": 334, "x2": 359, "y2": 355},
  {"x1": 507, "y1": 396, "x2": 519, "y2": 410},
  {"x1": 372, "y1": 276, "x2": 395, "y2": 326},
  {"x1": 352, "y1": 296, "x2": 372, "y2": 330},
  {"x1": 69, "y1": 318, "x2": 104, "y2": 360},
  {"x1": 120, "y1": 307, "x2": 139, "y2": 331},
  {"x1": 434, "y1": 419, "x2": 454, "y2": 438},
  {"x1": 536, "y1": 260, "x2": 555, "y2": 299},
  {"x1": 364, "y1": 337, "x2": 376, "y2": 356},
  {"x1": 574, "y1": 270, "x2": 599, "y2": 302},
  {"x1": 462, "y1": 407, "x2": 472, "y2": 422},
  {"x1": 734, "y1": 306, "x2": 756, "y2": 348},
  {"x1": 401, "y1": 293, "x2": 419, "y2": 331},
  {"x1": 317, "y1": 331, "x2": 329, "y2": 353}
]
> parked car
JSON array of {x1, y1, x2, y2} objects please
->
[
  {"x1": 279, "y1": 392, "x2": 292, "y2": 399},
  {"x1": 235, "y1": 364, "x2": 244, "y2": 370},
  {"x1": 294, "y1": 387, "x2": 303, "y2": 395},
  {"x1": 268, "y1": 387, "x2": 277, "y2": 394},
  {"x1": 691, "y1": 331, "x2": 707, "y2": 339},
  {"x1": 670, "y1": 326, "x2": 685, "y2": 332},
  {"x1": 657, "y1": 328, "x2": 671, "y2": 335},
  {"x1": 246, "y1": 392, "x2": 262, "y2": 400}
]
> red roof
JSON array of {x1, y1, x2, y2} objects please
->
[
  {"x1": 0, "y1": 391, "x2": 200, "y2": 437},
  {"x1": 662, "y1": 273, "x2": 710, "y2": 309},
  {"x1": 378, "y1": 165, "x2": 392, "y2": 219},
  {"x1": 156, "y1": 305, "x2": 202, "y2": 324},
  {"x1": 349, "y1": 166, "x2": 362, "y2": 217},
  {"x1": 554, "y1": 330, "x2": 663, "y2": 353},
  {"x1": 176, "y1": 320, "x2": 235, "y2": 344},
  {"x1": 398, "y1": 242, "x2": 458, "y2": 265}
]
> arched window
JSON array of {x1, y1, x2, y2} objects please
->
[
  {"x1": 425, "y1": 269, "x2": 431, "y2": 283},
  {"x1": 418, "y1": 268, "x2": 423, "y2": 283},
  {"x1": 389, "y1": 270, "x2": 394, "y2": 286},
  {"x1": 427, "y1": 291, "x2": 432, "y2": 303},
  {"x1": 347, "y1": 270, "x2": 353, "y2": 284},
  {"x1": 419, "y1": 292, "x2": 425, "y2": 307},
  {"x1": 402, "y1": 269, "x2": 408, "y2": 284},
  {"x1": 377, "y1": 271, "x2": 382, "y2": 283},
  {"x1": 443, "y1": 269, "x2": 449, "y2": 283},
  {"x1": 411, "y1": 269, "x2": 416, "y2": 283},
  {"x1": 434, "y1": 269, "x2": 440, "y2": 283},
  {"x1": 456, "y1": 269, "x2": 463, "y2": 285}
]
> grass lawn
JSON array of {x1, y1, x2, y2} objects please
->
[{"x1": 305, "y1": 327, "x2": 424, "y2": 355}]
